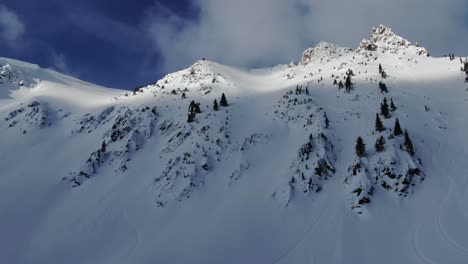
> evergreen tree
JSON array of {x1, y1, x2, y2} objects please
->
[
  {"x1": 187, "y1": 112, "x2": 195, "y2": 123},
  {"x1": 345, "y1": 74, "x2": 353, "y2": 92},
  {"x1": 379, "y1": 82, "x2": 388, "y2": 93},
  {"x1": 96, "y1": 149, "x2": 102, "y2": 164},
  {"x1": 381, "y1": 70, "x2": 387, "y2": 79},
  {"x1": 375, "y1": 113, "x2": 385, "y2": 132},
  {"x1": 188, "y1": 101, "x2": 198, "y2": 123},
  {"x1": 333, "y1": 79, "x2": 337, "y2": 86},
  {"x1": 324, "y1": 112, "x2": 330, "y2": 129},
  {"x1": 375, "y1": 136, "x2": 386, "y2": 152},
  {"x1": 338, "y1": 80, "x2": 344, "y2": 89},
  {"x1": 379, "y1": 64, "x2": 383, "y2": 74},
  {"x1": 404, "y1": 130, "x2": 415, "y2": 156},
  {"x1": 189, "y1": 100, "x2": 196, "y2": 112},
  {"x1": 380, "y1": 98, "x2": 391, "y2": 119},
  {"x1": 390, "y1": 98, "x2": 397, "y2": 111},
  {"x1": 305, "y1": 87, "x2": 309, "y2": 95},
  {"x1": 181, "y1": 92, "x2": 186, "y2": 99},
  {"x1": 195, "y1": 103, "x2": 201, "y2": 113},
  {"x1": 464, "y1": 62, "x2": 468, "y2": 82},
  {"x1": 101, "y1": 140, "x2": 106, "y2": 153},
  {"x1": 213, "y1": 99, "x2": 219, "y2": 111},
  {"x1": 220, "y1": 93, "x2": 228, "y2": 107},
  {"x1": 394, "y1": 118, "x2": 403, "y2": 136},
  {"x1": 355, "y1": 136, "x2": 366, "y2": 157}
]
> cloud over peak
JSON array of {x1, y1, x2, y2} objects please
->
[
  {"x1": 0, "y1": 5, "x2": 25, "y2": 45},
  {"x1": 145, "y1": 0, "x2": 468, "y2": 73}
]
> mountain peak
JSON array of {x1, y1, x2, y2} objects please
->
[
  {"x1": 301, "y1": 41, "x2": 352, "y2": 64},
  {"x1": 359, "y1": 24, "x2": 428, "y2": 56}
]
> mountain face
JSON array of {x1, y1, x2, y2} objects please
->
[{"x1": 1, "y1": 25, "x2": 468, "y2": 264}]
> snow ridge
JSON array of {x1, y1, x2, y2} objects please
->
[
  {"x1": 358, "y1": 24, "x2": 429, "y2": 56},
  {"x1": 1, "y1": 24, "x2": 468, "y2": 264},
  {"x1": 301, "y1": 41, "x2": 353, "y2": 65}
]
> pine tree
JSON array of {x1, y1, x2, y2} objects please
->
[
  {"x1": 345, "y1": 74, "x2": 353, "y2": 93},
  {"x1": 187, "y1": 112, "x2": 195, "y2": 123},
  {"x1": 404, "y1": 130, "x2": 415, "y2": 156},
  {"x1": 375, "y1": 113, "x2": 385, "y2": 132},
  {"x1": 355, "y1": 136, "x2": 366, "y2": 157},
  {"x1": 464, "y1": 61, "x2": 468, "y2": 82},
  {"x1": 375, "y1": 136, "x2": 386, "y2": 152},
  {"x1": 195, "y1": 103, "x2": 201, "y2": 113},
  {"x1": 394, "y1": 118, "x2": 403, "y2": 136},
  {"x1": 381, "y1": 70, "x2": 387, "y2": 79},
  {"x1": 181, "y1": 92, "x2": 186, "y2": 99},
  {"x1": 338, "y1": 80, "x2": 344, "y2": 89},
  {"x1": 333, "y1": 79, "x2": 337, "y2": 86},
  {"x1": 96, "y1": 149, "x2": 102, "y2": 164},
  {"x1": 390, "y1": 98, "x2": 397, "y2": 111},
  {"x1": 188, "y1": 101, "x2": 198, "y2": 123},
  {"x1": 379, "y1": 82, "x2": 388, "y2": 93},
  {"x1": 220, "y1": 93, "x2": 228, "y2": 107},
  {"x1": 305, "y1": 87, "x2": 309, "y2": 95},
  {"x1": 213, "y1": 99, "x2": 219, "y2": 111},
  {"x1": 380, "y1": 98, "x2": 391, "y2": 119},
  {"x1": 379, "y1": 64, "x2": 383, "y2": 74},
  {"x1": 101, "y1": 140, "x2": 106, "y2": 153},
  {"x1": 189, "y1": 100, "x2": 196, "y2": 112},
  {"x1": 324, "y1": 112, "x2": 330, "y2": 128}
]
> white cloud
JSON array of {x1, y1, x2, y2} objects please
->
[
  {"x1": 0, "y1": 5, "x2": 25, "y2": 45},
  {"x1": 144, "y1": 0, "x2": 468, "y2": 73},
  {"x1": 50, "y1": 52, "x2": 72, "y2": 75}
]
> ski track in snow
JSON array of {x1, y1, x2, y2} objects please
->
[
  {"x1": 433, "y1": 131, "x2": 468, "y2": 256},
  {"x1": 412, "y1": 131, "x2": 468, "y2": 264},
  {"x1": 2, "y1": 26, "x2": 468, "y2": 264},
  {"x1": 411, "y1": 224, "x2": 438, "y2": 264},
  {"x1": 411, "y1": 134, "x2": 441, "y2": 264},
  {"x1": 120, "y1": 204, "x2": 140, "y2": 261},
  {"x1": 270, "y1": 203, "x2": 329, "y2": 264}
]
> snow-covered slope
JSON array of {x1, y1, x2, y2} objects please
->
[{"x1": 2, "y1": 25, "x2": 468, "y2": 264}]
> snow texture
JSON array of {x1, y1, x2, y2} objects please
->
[{"x1": 1, "y1": 25, "x2": 468, "y2": 264}]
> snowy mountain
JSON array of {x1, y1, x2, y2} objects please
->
[{"x1": 1, "y1": 25, "x2": 468, "y2": 264}]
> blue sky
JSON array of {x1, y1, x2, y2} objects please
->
[
  {"x1": 0, "y1": 0, "x2": 195, "y2": 89},
  {"x1": 1, "y1": 0, "x2": 468, "y2": 90}
]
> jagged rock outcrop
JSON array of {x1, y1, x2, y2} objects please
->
[
  {"x1": 3, "y1": 100, "x2": 68, "y2": 132},
  {"x1": 0, "y1": 62, "x2": 40, "y2": 98},
  {"x1": 153, "y1": 107, "x2": 234, "y2": 206},
  {"x1": 358, "y1": 25, "x2": 428, "y2": 56},
  {"x1": 137, "y1": 60, "x2": 229, "y2": 97},
  {"x1": 67, "y1": 105, "x2": 158, "y2": 186},
  {"x1": 272, "y1": 87, "x2": 337, "y2": 205},
  {"x1": 301, "y1": 41, "x2": 353, "y2": 64}
]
